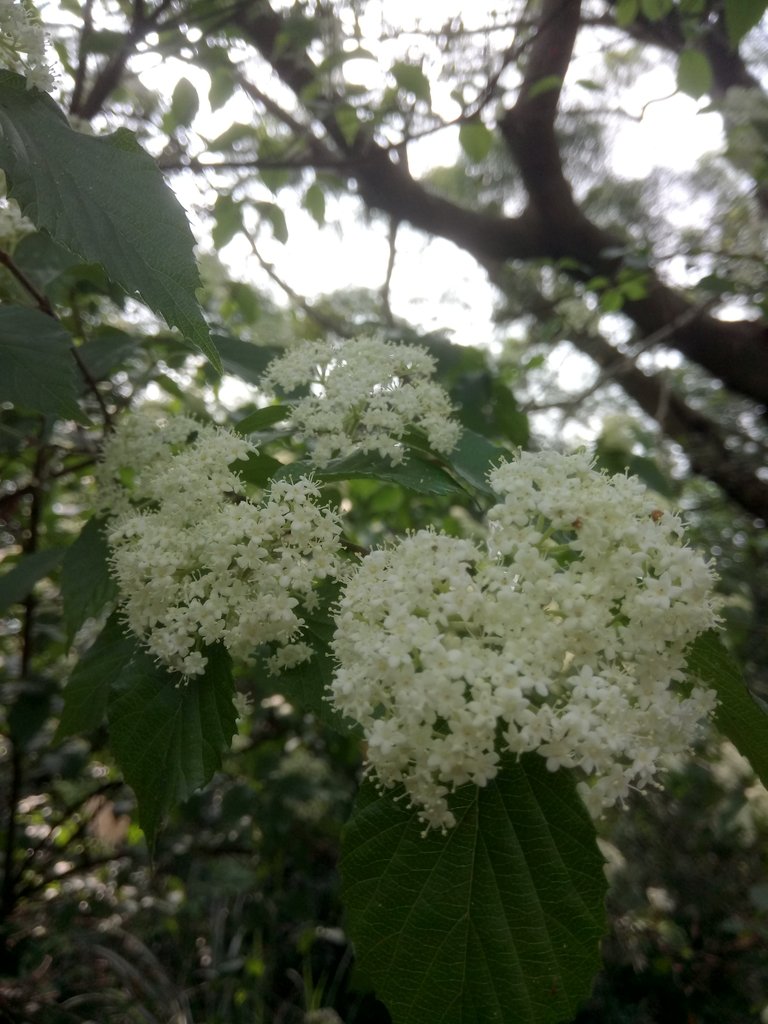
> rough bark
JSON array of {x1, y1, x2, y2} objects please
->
[{"x1": 573, "y1": 332, "x2": 768, "y2": 520}]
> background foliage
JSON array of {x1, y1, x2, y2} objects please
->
[{"x1": 2, "y1": 0, "x2": 768, "y2": 1021}]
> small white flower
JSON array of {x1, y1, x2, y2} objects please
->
[
  {"x1": 329, "y1": 451, "x2": 720, "y2": 831},
  {"x1": 260, "y1": 335, "x2": 461, "y2": 466},
  {"x1": 0, "y1": 0, "x2": 55, "y2": 91},
  {"x1": 99, "y1": 410, "x2": 342, "y2": 677}
]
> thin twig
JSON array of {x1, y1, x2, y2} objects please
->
[
  {"x1": 0, "y1": 249, "x2": 55, "y2": 316},
  {"x1": 380, "y1": 218, "x2": 399, "y2": 326},
  {"x1": 1, "y1": 436, "x2": 46, "y2": 926},
  {"x1": 70, "y1": 345, "x2": 113, "y2": 429},
  {"x1": 0, "y1": 249, "x2": 112, "y2": 427},
  {"x1": 247, "y1": 235, "x2": 353, "y2": 337},
  {"x1": 524, "y1": 298, "x2": 717, "y2": 414},
  {"x1": 70, "y1": 0, "x2": 95, "y2": 115}
]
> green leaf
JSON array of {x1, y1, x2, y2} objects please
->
[
  {"x1": 341, "y1": 754, "x2": 606, "y2": 1024},
  {"x1": 686, "y1": 631, "x2": 768, "y2": 790},
  {"x1": 169, "y1": 77, "x2": 199, "y2": 129},
  {"x1": 458, "y1": 122, "x2": 494, "y2": 163},
  {"x1": 277, "y1": 450, "x2": 462, "y2": 496},
  {"x1": 214, "y1": 335, "x2": 281, "y2": 384},
  {"x1": 443, "y1": 428, "x2": 508, "y2": 497},
  {"x1": 255, "y1": 201, "x2": 289, "y2": 243},
  {"x1": 56, "y1": 614, "x2": 136, "y2": 740},
  {"x1": 625, "y1": 454, "x2": 675, "y2": 498},
  {"x1": 77, "y1": 327, "x2": 141, "y2": 382},
  {"x1": 615, "y1": 0, "x2": 639, "y2": 26},
  {"x1": 61, "y1": 517, "x2": 118, "y2": 645},
  {"x1": 316, "y1": 47, "x2": 377, "y2": 75},
  {"x1": 640, "y1": 0, "x2": 673, "y2": 18},
  {"x1": 0, "y1": 547, "x2": 65, "y2": 613},
  {"x1": 391, "y1": 61, "x2": 431, "y2": 103},
  {"x1": 334, "y1": 104, "x2": 361, "y2": 146},
  {"x1": 231, "y1": 450, "x2": 284, "y2": 488},
  {"x1": 596, "y1": 448, "x2": 675, "y2": 499},
  {"x1": 227, "y1": 281, "x2": 261, "y2": 323},
  {"x1": 263, "y1": 588, "x2": 351, "y2": 732},
  {"x1": 0, "y1": 71, "x2": 219, "y2": 372},
  {"x1": 275, "y1": 12, "x2": 321, "y2": 54},
  {"x1": 493, "y1": 384, "x2": 530, "y2": 446},
  {"x1": 212, "y1": 194, "x2": 243, "y2": 249},
  {"x1": 11, "y1": 230, "x2": 81, "y2": 290},
  {"x1": 209, "y1": 66, "x2": 235, "y2": 111},
  {"x1": 724, "y1": 0, "x2": 767, "y2": 47},
  {"x1": 0, "y1": 306, "x2": 86, "y2": 421},
  {"x1": 599, "y1": 288, "x2": 624, "y2": 312},
  {"x1": 527, "y1": 75, "x2": 563, "y2": 100},
  {"x1": 208, "y1": 121, "x2": 256, "y2": 152},
  {"x1": 302, "y1": 181, "x2": 326, "y2": 225},
  {"x1": 676, "y1": 49, "x2": 713, "y2": 99},
  {"x1": 109, "y1": 644, "x2": 237, "y2": 844},
  {"x1": 233, "y1": 405, "x2": 291, "y2": 433}
]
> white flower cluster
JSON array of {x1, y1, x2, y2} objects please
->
[
  {"x1": 0, "y1": 0, "x2": 54, "y2": 91},
  {"x1": 260, "y1": 336, "x2": 461, "y2": 466},
  {"x1": 330, "y1": 450, "x2": 719, "y2": 829},
  {"x1": 98, "y1": 411, "x2": 342, "y2": 677}
]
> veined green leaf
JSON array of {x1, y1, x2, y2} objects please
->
[
  {"x1": 341, "y1": 754, "x2": 606, "y2": 1024},
  {"x1": 61, "y1": 517, "x2": 118, "y2": 645},
  {"x1": 108, "y1": 644, "x2": 237, "y2": 845},
  {"x1": 443, "y1": 428, "x2": 509, "y2": 497},
  {"x1": 0, "y1": 306, "x2": 86, "y2": 421},
  {"x1": 686, "y1": 630, "x2": 768, "y2": 790},
  {"x1": 213, "y1": 334, "x2": 281, "y2": 384},
  {"x1": 56, "y1": 613, "x2": 136, "y2": 739},
  {"x1": 0, "y1": 71, "x2": 219, "y2": 371},
  {"x1": 233, "y1": 405, "x2": 291, "y2": 434},
  {"x1": 78, "y1": 327, "x2": 141, "y2": 382},
  {"x1": 276, "y1": 449, "x2": 462, "y2": 495}
]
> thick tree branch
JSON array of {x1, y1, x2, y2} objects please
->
[
  {"x1": 501, "y1": 0, "x2": 586, "y2": 223},
  {"x1": 574, "y1": 330, "x2": 768, "y2": 520},
  {"x1": 231, "y1": 0, "x2": 768, "y2": 409},
  {"x1": 497, "y1": 0, "x2": 768, "y2": 403}
]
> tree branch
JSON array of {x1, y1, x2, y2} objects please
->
[
  {"x1": 573, "y1": 330, "x2": 768, "y2": 520},
  {"x1": 231, "y1": 0, "x2": 768, "y2": 409}
]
